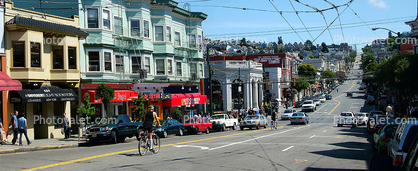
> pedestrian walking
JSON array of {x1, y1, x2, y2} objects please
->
[
  {"x1": 9, "y1": 112, "x2": 18, "y2": 145},
  {"x1": 62, "y1": 113, "x2": 71, "y2": 139},
  {"x1": 18, "y1": 113, "x2": 31, "y2": 146}
]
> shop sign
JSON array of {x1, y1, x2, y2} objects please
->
[
  {"x1": 181, "y1": 98, "x2": 200, "y2": 106},
  {"x1": 143, "y1": 93, "x2": 171, "y2": 100}
]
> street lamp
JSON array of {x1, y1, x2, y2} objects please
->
[{"x1": 372, "y1": 27, "x2": 401, "y2": 37}]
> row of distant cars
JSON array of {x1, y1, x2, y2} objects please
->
[{"x1": 299, "y1": 93, "x2": 333, "y2": 112}]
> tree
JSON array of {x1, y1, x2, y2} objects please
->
[
  {"x1": 77, "y1": 93, "x2": 96, "y2": 123},
  {"x1": 322, "y1": 70, "x2": 336, "y2": 85},
  {"x1": 132, "y1": 91, "x2": 147, "y2": 121},
  {"x1": 361, "y1": 52, "x2": 375, "y2": 69},
  {"x1": 362, "y1": 44, "x2": 371, "y2": 53},
  {"x1": 95, "y1": 83, "x2": 115, "y2": 115},
  {"x1": 278, "y1": 36, "x2": 283, "y2": 44},
  {"x1": 305, "y1": 40, "x2": 313, "y2": 49},
  {"x1": 239, "y1": 38, "x2": 248, "y2": 47},
  {"x1": 172, "y1": 107, "x2": 182, "y2": 122},
  {"x1": 294, "y1": 76, "x2": 310, "y2": 92},
  {"x1": 297, "y1": 64, "x2": 318, "y2": 84},
  {"x1": 321, "y1": 42, "x2": 329, "y2": 53}
]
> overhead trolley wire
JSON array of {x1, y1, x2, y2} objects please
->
[
  {"x1": 288, "y1": 0, "x2": 316, "y2": 44},
  {"x1": 348, "y1": 6, "x2": 380, "y2": 39},
  {"x1": 269, "y1": 0, "x2": 304, "y2": 43},
  {"x1": 325, "y1": 0, "x2": 346, "y2": 43}
]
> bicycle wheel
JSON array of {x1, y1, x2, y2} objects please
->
[
  {"x1": 152, "y1": 134, "x2": 160, "y2": 154},
  {"x1": 138, "y1": 138, "x2": 148, "y2": 156}
]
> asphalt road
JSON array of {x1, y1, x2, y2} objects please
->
[{"x1": 0, "y1": 57, "x2": 376, "y2": 171}]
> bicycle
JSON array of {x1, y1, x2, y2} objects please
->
[{"x1": 138, "y1": 130, "x2": 160, "y2": 156}]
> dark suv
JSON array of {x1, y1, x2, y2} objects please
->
[{"x1": 388, "y1": 121, "x2": 418, "y2": 167}]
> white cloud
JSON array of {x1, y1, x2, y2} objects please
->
[{"x1": 368, "y1": 0, "x2": 388, "y2": 8}]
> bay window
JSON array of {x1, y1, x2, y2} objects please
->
[
  {"x1": 176, "y1": 62, "x2": 182, "y2": 76},
  {"x1": 144, "y1": 57, "x2": 150, "y2": 73},
  {"x1": 175, "y1": 31, "x2": 181, "y2": 46},
  {"x1": 52, "y1": 46, "x2": 64, "y2": 69},
  {"x1": 190, "y1": 63, "x2": 197, "y2": 75},
  {"x1": 156, "y1": 59, "x2": 164, "y2": 75},
  {"x1": 103, "y1": 10, "x2": 110, "y2": 30},
  {"x1": 116, "y1": 55, "x2": 124, "y2": 73},
  {"x1": 131, "y1": 19, "x2": 140, "y2": 37},
  {"x1": 88, "y1": 51, "x2": 100, "y2": 71},
  {"x1": 87, "y1": 9, "x2": 98, "y2": 28},
  {"x1": 68, "y1": 47, "x2": 77, "y2": 69},
  {"x1": 144, "y1": 20, "x2": 150, "y2": 38},
  {"x1": 155, "y1": 26, "x2": 163, "y2": 41},
  {"x1": 30, "y1": 42, "x2": 40, "y2": 68},
  {"x1": 199, "y1": 63, "x2": 203, "y2": 77},
  {"x1": 167, "y1": 59, "x2": 173, "y2": 75},
  {"x1": 104, "y1": 52, "x2": 112, "y2": 72},
  {"x1": 166, "y1": 26, "x2": 171, "y2": 42},
  {"x1": 132, "y1": 56, "x2": 141, "y2": 74},
  {"x1": 13, "y1": 42, "x2": 25, "y2": 67},
  {"x1": 189, "y1": 34, "x2": 196, "y2": 48},
  {"x1": 114, "y1": 16, "x2": 123, "y2": 35}
]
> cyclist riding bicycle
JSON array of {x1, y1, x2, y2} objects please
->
[
  {"x1": 143, "y1": 105, "x2": 160, "y2": 151},
  {"x1": 271, "y1": 111, "x2": 277, "y2": 129}
]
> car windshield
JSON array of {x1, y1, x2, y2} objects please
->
[
  {"x1": 160, "y1": 120, "x2": 169, "y2": 126},
  {"x1": 245, "y1": 115, "x2": 259, "y2": 120},
  {"x1": 284, "y1": 109, "x2": 293, "y2": 113},
  {"x1": 292, "y1": 112, "x2": 304, "y2": 116},
  {"x1": 313, "y1": 100, "x2": 319, "y2": 102},
  {"x1": 210, "y1": 115, "x2": 225, "y2": 120},
  {"x1": 303, "y1": 101, "x2": 313, "y2": 104},
  {"x1": 355, "y1": 113, "x2": 365, "y2": 117},
  {"x1": 340, "y1": 113, "x2": 352, "y2": 117},
  {"x1": 99, "y1": 116, "x2": 118, "y2": 124}
]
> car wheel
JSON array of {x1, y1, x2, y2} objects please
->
[
  {"x1": 232, "y1": 123, "x2": 237, "y2": 130},
  {"x1": 118, "y1": 136, "x2": 125, "y2": 143},
  {"x1": 206, "y1": 127, "x2": 210, "y2": 134},
  {"x1": 337, "y1": 124, "x2": 341, "y2": 127},
  {"x1": 221, "y1": 124, "x2": 226, "y2": 131},
  {"x1": 264, "y1": 124, "x2": 267, "y2": 128},
  {"x1": 178, "y1": 129, "x2": 183, "y2": 136},
  {"x1": 163, "y1": 130, "x2": 168, "y2": 138},
  {"x1": 195, "y1": 127, "x2": 199, "y2": 134},
  {"x1": 240, "y1": 127, "x2": 244, "y2": 130},
  {"x1": 290, "y1": 122, "x2": 293, "y2": 125},
  {"x1": 256, "y1": 125, "x2": 260, "y2": 129},
  {"x1": 110, "y1": 131, "x2": 118, "y2": 144}
]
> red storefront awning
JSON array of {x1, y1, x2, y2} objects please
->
[
  {"x1": 0, "y1": 72, "x2": 22, "y2": 91},
  {"x1": 164, "y1": 93, "x2": 206, "y2": 107},
  {"x1": 81, "y1": 89, "x2": 139, "y2": 103}
]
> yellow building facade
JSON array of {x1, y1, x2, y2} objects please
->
[{"x1": 4, "y1": 1, "x2": 88, "y2": 139}]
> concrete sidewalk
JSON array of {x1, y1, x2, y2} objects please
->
[{"x1": 0, "y1": 135, "x2": 84, "y2": 154}]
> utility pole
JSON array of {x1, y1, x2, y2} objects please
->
[
  {"x1": 206, "y1": 46, "x2": 213, "y2": 116},
  {"x1": 238, "y1": 67, "x2": 241, "y2": 114}
]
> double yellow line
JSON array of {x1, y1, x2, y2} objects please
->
[
  {"x1": 327, "y1": 80, "x2": 357, "y2": 115},
  {"x1": 23, "y1": 129, "x2": 268, "y2": 171}
]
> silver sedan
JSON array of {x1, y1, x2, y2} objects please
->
[{"x1": 290, "y1": 112, "x2": 309, "y2": 125}]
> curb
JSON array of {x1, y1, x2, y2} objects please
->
[{"x1": 0, "y1": 143, "x2": 79, "y2": 154}]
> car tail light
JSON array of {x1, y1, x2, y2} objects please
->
[
  {"x1": 380, "y1": 136, "x2": 390, "y2": 141},
  {"x1": 359, "y1": 118, "x2": 362, "y2": 120},
  {"x1": 338, "y1": 116, "x2": 340, "y2": 119},
  {"x1": 394, "y1": 155, "x2": 402, "y2": 165},
  {"x1": 301, "y1": 117, "x2": 305, "y2": 119}
]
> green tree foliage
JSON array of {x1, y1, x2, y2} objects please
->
[
  {"x1": 77, "y1": 93, "x2": 96, "y2": 122},
  {"x1": 132, "y1": 91, "x2": 147, "y2": 121},
  {"x1": 362, "y1": 44, "x2": 371, "y2": 53},
  {"x1": 172, "y1": 107, "x2": 182, "y2": 122},
  {"x1": 309, "y1": 55, "x2": 314, "y2": 58},
  {"x1": 321, "y1": 42, "x2": 329, "y2": 53},
  {"x1": 322, "y1": 70, "x2": 336, "y2": 85},
  {"x1": 258, "y1": 48, "x2": 265, "y2": 54},
  {"x1": 361, "y1": 52, "x2": 375, "y2": 69},
  {"x1": 297, "y1": 64, "x2": 318, "y2": 84},
  {"x1": 95, "y1": 83, "x2": 115, "y2": 115},
  {"x1": 274, "y1": 48, "x2": 280, "y2": 54},
  {"x1": 239, "y1": 38, "x2": 249, "y2": 47},
  {"x1": 294, "y1": 77, "x2": 310, "y2": 92}
]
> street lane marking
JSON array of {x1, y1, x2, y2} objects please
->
[
  {"x1": 309, "y1": 135, "x2": 316, "y2": 138},
  {"x1": 173, "y1": 145, "x2": 209, "y2": 150},
  {"x1": 327, "y1": 80, "x2": 357, "y2": 115},
  {"x1": 334, "y1": 135, "x2": 343, "y2": 138},
  {"x1": 282, "y1": 146, "x2": 294, "y2": 151},
  {"x1": 209, "y1": 125, "x2": 307, "y2": 151},
  {"x1": 295, "y1": 159, "x2": 307, "y2": 163},
  {"x1": 323, "y1": 130, "x2": 327, "y2": 132},
  {"x1": 22, "y1": 128, "x2": 268, "y2": 171}
]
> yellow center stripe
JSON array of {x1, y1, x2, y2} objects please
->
[
  {"x1": 23, "y1": 128, "x2": 272, "y2": 171},
  {"x1": 327, "y1": 80, "x2": 357, "y2": 115}
]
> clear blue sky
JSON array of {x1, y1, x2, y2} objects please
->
[{"x1": 178, "y1": 0, "x2": 417, "y2": 51}]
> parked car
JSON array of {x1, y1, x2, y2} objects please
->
[
  {"x1": 367, "y1": 113, "x2": 387, "y2": 134},
  {"x1": 369, "y1": 134, "x2": 418, "y2": 171},
  {"x1": 373, "y1": 124, "x2": 399, "y2": 155},
  {"x1": 388, "y1": 120, "x2": 418, "y2": 167},
  {"x1": 87, "y1": 114, "x2": 143, "y2": 144},
  {"x1": 313, "y1": 99, "x2": 321, "y2": 106},
  {"x1": 347, "y1": 92, "x2": 353, "y2": 97},
  {"x1": 368, "y1": 95, "x2": 377, "y2": 105},
  {"x1": 326, "y1": 94, "x2": 332, "y2": 100},
  {"x1": 154, "y1": 119, "x2": 184, "y2": 138},
  {"x1": 239, "y1": 115, "x2": 268, "y2": 130},
  {"x1": 319, "y1": 96, "x2": 326, "y2": 103},
  {"x1": 281, "y1": 109, "x2": 297, "y2": 120},
  {"x1": 370, "y1": 110, "x2": 385, "y2": 118},
  {"x1": 295, "y1": 99, "x2": 306, "y2": 108},
  {"x1": 355, "y1": 113, "x2": 369, "y2": 125},
  {"x1": 290, "y1": 112, "x2": 309, "y2": 125},
  {"x1": 302, "y1": 100, "x2": 316, "y2": 112},
  {"x1": 337, "y1": 112, "x2": 357, "y2": 127},
  {"x1": 183, "y1": 117, "x2": 212, "y2": 134},
  {"x1": 210, "y1": 114, "x2": 238, "y2": 131}
]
